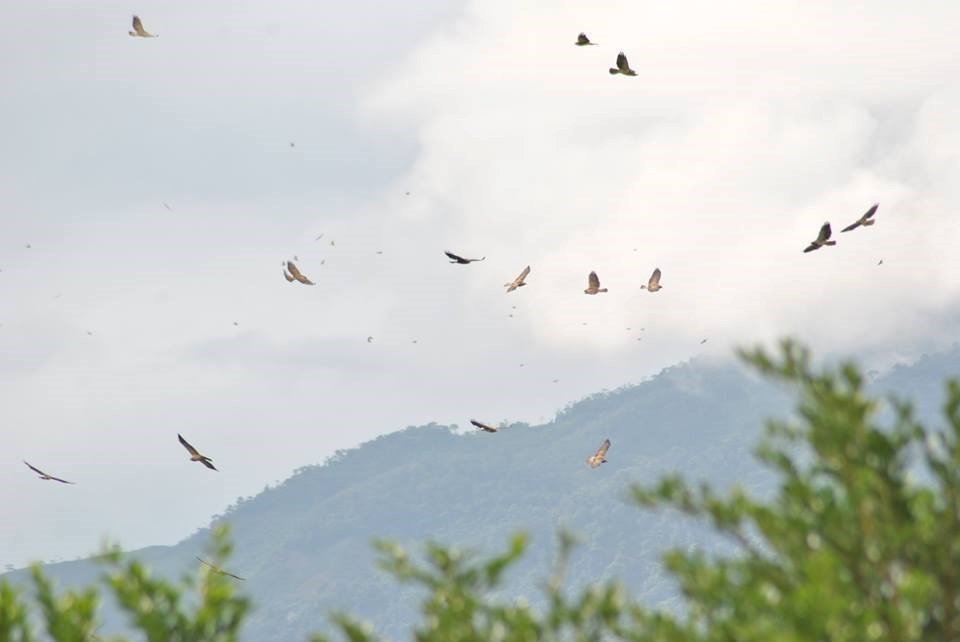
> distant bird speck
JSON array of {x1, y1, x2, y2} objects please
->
[
  {"x1": 445, "y1": 251, "x2": 485, "y2": 264},
  {"x1": 178, "y1": 434, "x2": 217, "y2": 471},
  {"x1": 700, "y1": 338, "x2": 708, "y2": 344},
  {"x1": 367, "y1": 336, "x2": 373, "y2": 343},
  {"x1": 640, "y1": 268, "x2": 662, "y2": 292},
  {"x1": 24, "y1": 461, "x2": 75, "y2": 484},
  {"x1": 609, "y1": 52, "x2": 637, "y2": 76},
  {"x1": 128, "y1": 15, "x2": 158, "y2": 37},
  {"x1": 162, "y1": 202, "x2": 172, "y2": 211},
  {"x1": 575, "y1": 32, "x2": 598, "y2": 46},
  {"x1": 315, "y1": 234, "x2": 324, "y2": 241},
  {"x1": 803, "y1": 222, "x2": 836, "y2": 253},
  {"x1": 841, "y1": 203, "x2": 879, "y2": 233},
  {"x1": 289, "y1": 142, "x2": 295, "y2": 148},
  {"x1": 878, "y1": 259, "x2": 884, "y2": 265},
  {"x1": 505, "y1": 265, "x2": 531, "y2": 292}
]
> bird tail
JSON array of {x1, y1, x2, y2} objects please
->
[
  {"x1": 640, "y1": 285, "x2": 646, "y2": 289},
  {"x1": 599, "y1": 288, "x2": 608, "y2": 293},
  {"x1": 128, "y1": 31, "x2": 136, "y2": 36},
  {"x1": 609, "y1": 68, "x2": 620, "y2": 75},
  {"x1": 826, "y1": 241, "x2": 837, "y2": 246}
]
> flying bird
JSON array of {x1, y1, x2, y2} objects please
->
[
  {"x1": 177, "y1": 434, "x2": 217, "y2": 471},
  {"x1": 505, "y1": 265, "x2": 531, "y2": 292},
  {"x1": 128, "y1": 15, "x2": 158, "y2": 38},
  {"x1": 584, "y1": 271, "x2": 608, "y2": 295},
  {"x1": 196, "y1": 557, "x2": 245, "y2": 581},
  {"x1": 640, "y1": 268, "x2": 662, "y2": 292},
  {"x1": 586, "y1": 439, "x2": 611, "y2": 468},
  {"x1": 575, "y1": 32, "x2": 598, "y2": 46},
  {"x1": 878, "y1": 259, "x2": 884, "y2": 265},
  {"x1": 23, "y1": 461, "x2": 74, "y2": 484},
  {"x1": 367, "y1": 336, "x2": 373, "y2": 343},
  {"x1": 445, "y1": 251, "x2": 485, "y2": 264},
  {"x1": 609, "y1": 52, "x2": 637, "y2": 76},
  {"x1": 841, "y1": 203, "x2": 880, "y2": 232},
  {"x1": 162, "y1": 202, "x2": 172, "y2": 211},
  {"x1": 470, "y1": 419, "x2": 498, "y2": 433},
  {"x1": 285, "y1": 261, "x2": 314, "y2": 285},
  {"x1": 803, "y1": 222, "x2": 837, "y2": 253}
]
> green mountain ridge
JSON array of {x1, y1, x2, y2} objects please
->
[{"x1": 5, "y1": 347, "x2": 959, "y2": 641}]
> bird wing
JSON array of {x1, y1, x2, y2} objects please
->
[
  {"x1": 48, "y1": 475, "x2": 75, "y2": 484},
  {"x1": 24, "y1": 461, "x2": 47, "y2": 476},
  {"x1": 577, "y1": 33, "x2": 589, "y2": 45},
  {"x1": 287, "y1": 261, "x2": 314, "y2": 285},
  {"x1": 588, "y1": 271, "x2": 600, "y2": 290},
  {"x1": 132, "y1": 15, "x2": 144, "y2": 33},
  {"x1": 444, "y1": 251, "x2": 465, "y2": 262},
  {"x1": 803, "y1": 242, "x2": 819, "y2": 253},
  {"x1": 283, "y1": 270, "x2": 294, "y2": 282},
  {"x1": 222, "y1": 570, "x2": 246, "y2": 581},
  {"x1": 617, "y1": 52, "x2": 630, "y2": 72},
  {"x1": 178, "y1": 433, "x2": 200, "y2": 457},
  {"x1": 595, "y1": 438, "x2": 611, "y2": 458},
  {"x1": 840, "y1": 220, "x2": 862, "y2": 232},
  {"x1": 516, "y1": 265, "x2": 531, "y2": 283},
  {"x1": 201, "y1": 458, "x2": 218, "y2": 471},
  {"x1": 648, "y1": 268, "x2": 661, "y2": 288},
  {"x1": 818, "y1": 223, "x2": 832, "y2": 243},
  {"x1": 862, "y1": 202, "x2": 879, "y2": 220}
]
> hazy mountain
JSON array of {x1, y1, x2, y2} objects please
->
[{"x1": 5, "y1": 346, "x2": 959, "y2": 641}]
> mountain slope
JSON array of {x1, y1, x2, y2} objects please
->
[{"x1": 5, "y1": 347, "x2": 959, "y2": 641}]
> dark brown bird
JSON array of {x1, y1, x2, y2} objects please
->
[
  {"x1": 445, "y1": 251, "x2": 485, "y2": 264},
  {"x1": 584, "y1": 271, "x2": 608, "y2": 295},
  {"x1": 286, "y1": 261, "x2": 314, "y2": 285},
  {"x1": 803, "y1": 222, "x2": 837, "y2": 253},
  {"x1": 470, "y1": 419, "x2": 498, "y2": 433},
  {"x1": 196, "y1": 557, "x2": 245, "y2": 581},
  {"x1": 640, "y1": 268, "x2": 662, "y2": 292},
  {"x1": 23, "y1": 461, "x2": 74, "y2": 484},
  {"x1": 609, "y1": 52, "x2": 637, "y2": 76},
  {"x1": 575, "y1": 32, "x2": 598, "y2": 46},
  {"x1": 586, "y1": 439, "x2": 611, "y2": 468},
  {"x1": 841, "y1": 202, "x2": 879, "y2": 232},
  {"x1": 178, "y1": 434, "x2": 217, "y2": 471},
  {"x1": 128, "y1": 15, "x2": 158, "y2": 38}
]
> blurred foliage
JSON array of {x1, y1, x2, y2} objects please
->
[{"x1": 4, "y1": 340, "x2": 960, "y2": 640}]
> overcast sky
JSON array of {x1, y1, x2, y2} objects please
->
[{"x1": 2, "y1": 0, "x2": 959, "y2": 569}]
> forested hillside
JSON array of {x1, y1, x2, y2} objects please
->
[{"x1": 5, "y1": 347, "x2": 958, "y2": 641}]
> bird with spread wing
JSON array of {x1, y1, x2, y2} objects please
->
[
  {"x1": 505, "y1": 265, "x2": 531, "y2": 292},
  {"x1": 128, "y1": 15, "x2": 158, "y2": 38},
  {"x1": 803, "y1": 222, "x2": 837, "y2": 253},
  {"x1": 609, "y1": 52, "x2": 637, "y2": 76},
  {"x1": 470, "y1": 419, "x2": 498, "y2": 433},
  {"x1": 575, "y1": 33, "x2": 598, "y2": 46},
  {"x1": 196, "y1": 557, "x2": 245, "y2": 581},
  {"x1": 178, "y1": 434, "x2": 218, "y2": 471},
  {"x1": 23, "y1": 461, "x2": 75, "y2": 484},
  {"x1": 285, "y1": 261, "x2": 314, "y2": 285},
  {"x1": 445, "y1": 251, "x2": 485, "y2": 264},
  {"x1": 640, "y1": 268, "x2": 662, "y2": 292},
  {"x1": 584, "y1": 271, "x2": 608, "y2": 295},
  {"x1": 586, "y1": 439, "x2": 611, "y2": 468},
  {"x1": 841, "y1": 203, "x2": 879, "y2": 232}
]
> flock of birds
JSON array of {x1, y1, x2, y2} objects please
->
[{"x1": 16, "y1": 17, "x2": 889, "y2": 583}]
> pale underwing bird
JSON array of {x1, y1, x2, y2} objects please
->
[
  {"x1": 841, "y1": 202, "x2": 880, "y2": 232},
  {"x1": 803, "y1": 222, "x2": 836, "y2": 253},
  {"x1": 286, "y1": 261, "x2": 314, "y2": 285},
  {"x1": 586, "y1": 439, "x2": 611, "y2": 468},
  {"x1": 505, "y1": 265, "x2": 531, "y2": 292},
  {"x1": 609, "y1": 52, "x2": 637, "y2": 76},
  {"x1": 128, "y1": 15, "x2": 157, "y2": 38},
  {"x1": 196, "y1": 557, "x2": 245, "y2": 581},
  {"x1": 23, "y1": 461, "x2": 74, "y2": 484},
  {"x1": 470, "y1": 419, "x2": 498, "y2": 433},
  {"x1": 640, "y1": 268, "x2": 662, "y2": 292},
  {"x1": 445, "y1": 251, "x2": 485, "y2": 264},
  {"x1": 584, "y1": 271, "x2": 608, "y2": 295},
  {"x1": 575, "y1": 32, "x2": 597, "y2": 46},
  {"x1": 178, "y1": 434, "x2": 217, "y2": 471}
]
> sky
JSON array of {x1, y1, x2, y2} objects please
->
[{"x1": 2, "y1": 0, "x2": 960, "y2": 569}]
